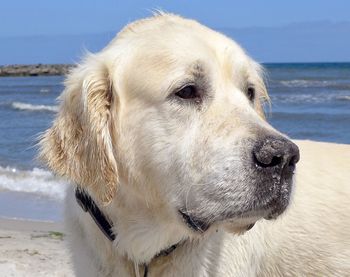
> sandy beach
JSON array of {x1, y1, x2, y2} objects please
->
[{"x1": 0, "y1": 218, "x2": 74, "y2": 277}]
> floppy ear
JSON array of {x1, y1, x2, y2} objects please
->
[
  {"x1": 39, "y1": 56, "x2": 118, "y2": 204},
  {"x1": 252, "y1": 61, "x2": 270, "y2": 119}
]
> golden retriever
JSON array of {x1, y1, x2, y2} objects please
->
[{"x1": 40, "y1": 13, "x2": 350, "y2": 276}]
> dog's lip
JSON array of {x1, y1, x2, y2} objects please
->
[
  {"x1": 222, "y1": 218, "x2": 259, "y2": 234},
  {"x1": 178, "y1": 210, "x2": 209, "y2": 233},
  {"x1": 263, "y1": 208, "x2": 284, "y2": 220},
  {"x1": 179, "y1": 209, "x2": 260, "y2": 234},
  {"x1": 261, "y1": 183, "x2": 293, "y2": 220},
  {"x1": 246, "y1": 223, "x2": 255, "y2": 230},
  {"x1": 264, "y1": 211, "x2": 278, "y2": 220}
]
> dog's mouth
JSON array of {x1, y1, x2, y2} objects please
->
[
  {"x1": 179, "y1": 210, "x2": 210, "y2": 233},
  {"x1": 179, "y1": 210, "x2": 259, "y2": 234},
  {"x1": 260, "y1": 177, "x2": 294, "y2": 220}
]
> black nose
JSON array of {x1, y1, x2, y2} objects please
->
[{"x1": 253, "y1": 137, "x2": 300, "y2": 170}]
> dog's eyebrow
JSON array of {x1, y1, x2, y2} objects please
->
[
  {"x1": 169, "y1": 61, "x2": 207, "y2": 90},
  {"x1": 187, "y1": 61, "x2": 211, "y2": 89},
  {"x1": 166, "y1": 61, "x2": 210, "y2": 98},
  {"x1": 189, "y1": 61, "x2": 212, "y2": 96},
  {"x1": 191, "y1": 62, "x2": 205, "y2": 78}
]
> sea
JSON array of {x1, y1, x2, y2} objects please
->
[{"x1": 0, "y1": 63, "x2": 349, "y2": 222}]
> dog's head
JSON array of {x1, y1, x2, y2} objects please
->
[{"x1": 40, "y1": 14, "x2": 299, "y2": 239}]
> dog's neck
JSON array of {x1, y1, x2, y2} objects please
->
[{"x1": 75, "y1": 186, "x2": 190, "y2": 265}]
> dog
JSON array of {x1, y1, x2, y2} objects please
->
[{"x1": 40, "y1": 13, "x2": 350, "y2": 276}]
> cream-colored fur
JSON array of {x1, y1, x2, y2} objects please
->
[{"x1": 40, "y1": 14, "x2": 350, "y2": 276}]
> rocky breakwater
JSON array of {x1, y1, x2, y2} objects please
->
[{"x1": 0, "y1": 64, "x2": 73, "y2": 77}]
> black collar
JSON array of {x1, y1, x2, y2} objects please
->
[
  {"x1": 75, "y1": 188, "x2": 180, "y2": 276},
  {"x1": 75, "y1": 188, "x2": 116, "y2": 241}
]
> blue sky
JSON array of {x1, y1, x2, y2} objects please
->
[{"x1": 1, "y1": 0, "x2": 350, "y2": 63}]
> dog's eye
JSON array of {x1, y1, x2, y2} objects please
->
[
  {"x1": 175, "y1": 85, "x2": 200, "y2": 101},
  {"x1": 246, "y1": 86, "x2": 255, "y2": 102}
]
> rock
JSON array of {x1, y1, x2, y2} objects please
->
[{"x1": 0, "y1": 64, "x2": 74, "y2": 77}]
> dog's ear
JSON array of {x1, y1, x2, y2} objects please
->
[{"x1": 39, "y1": 56, "x2": 118, "y2": 204}]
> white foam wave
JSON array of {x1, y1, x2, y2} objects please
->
[
  {"x1": 279, "y1": 80, "x2": 332, "y2": 88},
  {"x1": 271, "y1": 94, "x2": 329, "y2": 104},
  {"x1": 0, "y1": 166, "x2": 67, "y2": 200},
  {"x1": 335, "y1": 95, "x2": 350, "y2": 101},
  {"x1": 11, "y1": 102, "x2": 58, "y2": 112},
  {"x1": 271, "y1": 93, "x2": 350, "y2": 104}
]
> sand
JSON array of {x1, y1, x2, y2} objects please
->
[{"x1": 0, "y1": 218, "x2": 74, "y2": 277}]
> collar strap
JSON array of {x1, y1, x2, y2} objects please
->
[
  {"x1": 75, "y1": 188, "x2": 180, "y2": 258},
  {"x1": 75, "y1": 188, "x2": 116, "y2": 241},
  {"x1": 142, "y1": 244, "x2": 178, "y2": 277}
]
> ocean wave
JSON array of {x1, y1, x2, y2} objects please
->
[
  {"x1": 0, "y1": 166, "x2": 67, "y2": 200},
  {"x1": 279, "y1": 80, "x2": 334, "y2": 88},
  {"x1": 335, "y1": 95, "x2": 350, "y2": 101},
  {"x1": 11, "y1": 101, "x2": 58, "y2": 112},
  {"x1": 276, "y1": 79, "x2": 350, "y2": 89},
  {"x1": 271, "y1": 94, "x2": 327, "y2": 104},
  {"x1": 271, "y1": 94, "x2": 350, "y2": 104}
]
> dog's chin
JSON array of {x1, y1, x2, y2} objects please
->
[
  {"x1": 222, "y1": 195, "x2": 292, "y2": 235},
  {"x1": 220, "y1": 208, "x2": 274, "y2": 235},
  {"x1": 179, "y1": 209, "x2": 265, "y2": 235},
  {"x1": 222, "y1": 219, "x2": 258, "y2": 235},
  {"x1": 217, "y1": 208, "x2": 282, "y2": 235}
]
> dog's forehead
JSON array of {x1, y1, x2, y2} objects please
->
[
  {"x1": 116, "y1": 15, "x2": 250, "y2": 72},
  {"x1": 110, "y1": 15, "x2": 257, "y2": 101}
]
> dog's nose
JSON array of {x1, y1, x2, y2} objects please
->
[{"x1": 253, "y1": 137, "x2": 300, "y2": 171}]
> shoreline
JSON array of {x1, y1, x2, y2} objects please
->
[{"x1": 0, "y1": 217, "x2": 64, "y2": 232}]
